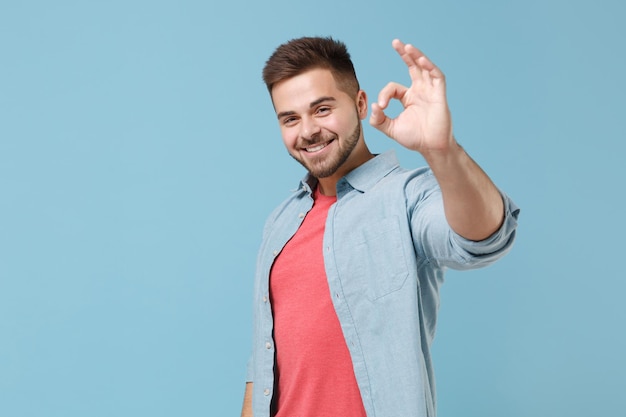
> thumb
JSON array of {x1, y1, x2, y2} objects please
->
[{"x1": 369, "y1": 102, "x2": 393, "y2": 136}]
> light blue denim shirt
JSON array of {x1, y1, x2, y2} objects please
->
[{"x1": 246, "y1": 150, "x2": 520, "y2": 417}]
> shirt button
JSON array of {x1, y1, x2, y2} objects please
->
[
  {"x1": 272, "y1": 250, "x2": 278, "y2": 256},
  {"x1": 298, "y1": 212, "x2": 305, "y2": 219},
  {"x1": 262, "y1": 295, "x2": 268, "y2": 303},
  {"x1": 264, "y1": 388, "x2": 270, "y2": 396},
  {"x1": 265, "y1": 342, "x2": 272, "y2": 349}
]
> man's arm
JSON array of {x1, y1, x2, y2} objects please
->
[
  {"x1": 370, "y1": 39, "x2": 503, "y2": 241},
  {"x1": 420, "y1": 142, "x2": 504, "y2": 241},
  {"x1": 240, "y1": 382, "x2": 253, "y2": 417}
]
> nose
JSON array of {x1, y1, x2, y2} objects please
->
[{"x1": 300, "y1": 116, "x2": 321, "y2": 140}]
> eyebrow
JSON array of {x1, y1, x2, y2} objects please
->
[{"x1": 276, "y1": 96, "x2": 336, "y2": 120}]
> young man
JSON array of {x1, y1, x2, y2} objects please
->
[{"x1": 241, "y1": 37, "x2": 519, "y2": 417}]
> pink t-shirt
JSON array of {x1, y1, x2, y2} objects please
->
[{"x1": 269, "y1": 187, "x2": 366, "y2": 417}]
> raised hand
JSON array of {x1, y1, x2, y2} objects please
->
[{"x1": 369, "y1": 39, "x2": 454, "y2": 155}]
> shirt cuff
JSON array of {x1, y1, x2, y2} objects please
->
[{"x1": 452, "y1": 191, "x2": 520, "y2": 256}]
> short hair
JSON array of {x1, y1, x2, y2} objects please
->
[{"x1": 262, "y1": 36, "x2": 360, "y2": 97}]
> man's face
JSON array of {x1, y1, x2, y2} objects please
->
[{"x1": 271, "y1": 68, "x2": 367, "y2": 179}]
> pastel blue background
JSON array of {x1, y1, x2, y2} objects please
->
[{"x1": 1, "y1": 0, "x2": 624, "y2": 416}]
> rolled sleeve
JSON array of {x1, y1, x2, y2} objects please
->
[{"x1": 449, "y1": 192, "x2": 520, "y2": 268}]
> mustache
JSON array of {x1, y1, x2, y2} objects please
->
[{"x1": 298, "y1": 133, "x2": 337, "y2": 147}]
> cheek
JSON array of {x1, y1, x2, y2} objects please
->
[
  {"x1": 280, "y1": 128, "x2": 298, "y2": 148},
  {"x1": 324, "y1": 117, "x2": 353, "y2": 136},
  {"x1": 313, "y1": 117, "x2": 340, "y2": 135},
  {"x1": 325, "y1": 109, "x2": 360, "y2": 132}
]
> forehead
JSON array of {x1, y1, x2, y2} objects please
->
[{"x1": 271, "y1": 68, "x2": 346, "y2": 111}]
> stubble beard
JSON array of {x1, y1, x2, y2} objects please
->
[{"x1": 291, "y1": 120, "x2": 361, "y2": 179}]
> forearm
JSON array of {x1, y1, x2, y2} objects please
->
[
  {"x1": 422, "y1": 140, "x2": 504, "y2": 241},
  {"x1": 240, "y1": 382, "x2": 253, "y2": 417}
]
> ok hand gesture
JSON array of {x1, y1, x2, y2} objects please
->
[{"x1": 370, "y1": 39, "x2": 454, "y2": 155}]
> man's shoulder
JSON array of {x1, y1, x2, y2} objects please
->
[{"x1": 377, "y1": 163, "x2": 438, "y2": 194}]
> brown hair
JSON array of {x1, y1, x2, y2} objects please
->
[{"x1": 262, "y1": 36, "x2": 360, "y2": 97}]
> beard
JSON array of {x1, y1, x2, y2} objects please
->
[{"x1": 289, "y1": 119, "x2": 361, "y2": 179}]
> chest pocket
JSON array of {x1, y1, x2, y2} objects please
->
[{"x1": 335, "y1": 216, "x2": 410, "y2": 301}]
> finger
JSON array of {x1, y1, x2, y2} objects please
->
[
  {"x1": 405, "y1": 44, "x2": 445, "y2": 84},
  {"x1": 404, "y1": 44, "x2": 431, "y2": 70},
  {"x1": 392, "y1": 38, "x2": 406, "y2": 54},
  {"x1": 395, "y1": 40, "x2": 446, "y2": 86},
  {"x1": 377, "y1": 82, "x2": 408, "y2": 109},
  {"x1": 393, "y1": 39, "x2": 425, "y2": 82},
  {"x1": 369, "y1": 102, "x2": 393, "y2": 136}
]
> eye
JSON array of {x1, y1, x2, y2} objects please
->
[
  {"x1": 316, "y1": 106, "x2": 331, "y2": 115},
  {"x1": 282, "y1": 116, "x2": 298, "y2": 126}
]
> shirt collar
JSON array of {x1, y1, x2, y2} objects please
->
[{"x1": 297, "y1": 150, "x2": 400, "y2": 196}]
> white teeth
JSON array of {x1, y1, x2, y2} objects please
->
[{"x1": 305, "y1": 142, "x2": 328, "y2": 152}]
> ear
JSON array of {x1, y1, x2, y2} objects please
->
[{"x1": 356, "y1": 90, "x2": 368, "y2": 120}]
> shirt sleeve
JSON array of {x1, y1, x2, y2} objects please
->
[
  {"x1": 451, "y1": 192, "x2": 520, "y2": 256},
  {"x1": 409, "y1": 171, "x2": 520, "y2": 270}
]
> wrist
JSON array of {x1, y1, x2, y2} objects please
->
[{"x1": 420, "y1": 137, "x2": 464, "y2": 167}]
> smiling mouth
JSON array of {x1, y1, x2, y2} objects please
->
[{"x1": 304, "y1": 139, "x2": 333, "y2": 153}]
